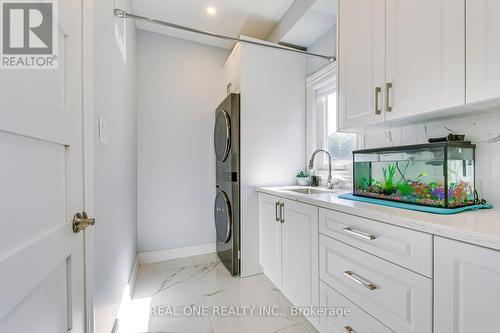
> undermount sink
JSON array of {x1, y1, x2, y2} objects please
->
[{"x1": 284, "y1": 187, "x2": 334, "y2": 195}]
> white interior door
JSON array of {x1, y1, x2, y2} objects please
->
[{"x1": 0, "y1": 0, "x2": 86, "y2": 332}]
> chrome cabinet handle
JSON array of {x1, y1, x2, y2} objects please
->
[
  {"x1": 280, "y1": 202, "x2": 285, "y2": 224},
  {"x1": 345, "y1": 326, "x2": 354, "y2": 333},
  {"x1": 275, "y1": 202, "x2": 280, "y2": 222},
  {"x1": 385, "y1": 82, "x2": 393, "y2": 112},
  {"x1": 374, "y1": 86, "x2": 381, "y2": 115},
  {"x1": 344, "y1": 271, "x2": 377, "y2": 290},
  {"x1": 343, "y1": 227, "x2": 376, "y2": 240}
]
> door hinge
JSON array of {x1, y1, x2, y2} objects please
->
[{"x1": 237, "y1": 250, "x2": 241, "y2": 260}]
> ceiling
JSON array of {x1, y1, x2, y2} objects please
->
[
  {"x1": 281, "y1": 0, "x2": 336, "y2": 47},
  {"x1": 130, "y1": 0, "x2": 296, "y2": 48}
]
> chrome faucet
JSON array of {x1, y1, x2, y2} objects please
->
[{"x1": 309, "y1": 149, "x2": 337, "y2": 189}]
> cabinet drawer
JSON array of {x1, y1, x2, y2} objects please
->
[
  {"x1": 319, "y1": 208, "x2": 432, "y2": 277},
  {"x1": 320, "y1": 281, "x2": 394, "y2": 333},
  {"x1": 319, "y1": 235, "x2": 432, "y2": 333}
]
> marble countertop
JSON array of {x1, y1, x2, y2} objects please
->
[{"x1": 257, "y1": 186, "x2": 500, "y2": 251}]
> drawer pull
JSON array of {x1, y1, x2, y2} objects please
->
[
  {"x1": 345, "y1": 326, "x2": 355, "y2": 333},
  {"x1": 280, "y1": 202, "x2": 285, "y2": 224},
  {"x1": 343, "y1": 227, "x2": 376, "y2": 240},
  {"x1": 344, "y1": 271, "x2": 377, "y2": 290},
  {"x1": 275, "y1": 202, "x2": 280, "y2": 222}
]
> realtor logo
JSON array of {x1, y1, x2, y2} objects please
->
[{"x1": 1, "y1": 0, "x2": 58, "y2": 69}]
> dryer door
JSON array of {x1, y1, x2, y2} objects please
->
[
  {"x1": 214, "y1": 190, "x2": 232, "y2": 243},
  {"x1": 214, "y1": 110, "x2": 231, "y2": 162}
]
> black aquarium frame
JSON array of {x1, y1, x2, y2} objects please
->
[{"x1": 352, "y1": 142, "x2": 476, "y2": 209}]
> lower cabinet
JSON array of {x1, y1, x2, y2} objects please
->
[
  {"x1": 281, "y1": 199, "x2": 319, "y2": 309},
  {"x1": 258, "y1": 193, "x2": 282, "y2": 288},
  {"x1": 320, "y1": 281, "x2": 394, "y2": 333},
  {"x1": 259, "y1": 191, "x2": 500, "y2": 333},
  {"x1": 434, "y1": 237, "x2": 500, "y2": 332},
  {"x1": 319, "y1": 235, "x2": 432, "y2": 333},
  {"x1": 258, "y1": 193, "x2": 319, "y2": 325}
]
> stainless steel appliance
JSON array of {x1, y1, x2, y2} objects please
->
[{"x1": 214, "y1": 93, "x2": 240, "y2": 275}]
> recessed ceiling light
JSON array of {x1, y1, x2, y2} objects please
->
[{"x1": 206, "y1": 6, "x2": 217, "y2": 15}]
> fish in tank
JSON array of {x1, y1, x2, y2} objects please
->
[{"x1": 353, "y1": 142, "x2": 476, "y2": 208}]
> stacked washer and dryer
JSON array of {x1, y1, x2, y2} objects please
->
[{"x1": 213, "y1": 93, "x2": 240, "y2": 276}]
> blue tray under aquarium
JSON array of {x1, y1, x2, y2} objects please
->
[
  {"x1": 339, "y1": 193, "x2": 492, "y2": 215},
  {"x1": 352, "y1": 142, "x2": 479, "y2": 209}
]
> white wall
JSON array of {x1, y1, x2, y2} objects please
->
[
  {"x1": 137, "y1": 31, "x2": 228, "y2": 253},
  {"x1": 239, "y1": 43, "x2": 307, "y2": 276},
  {"x1": 363, "y1": 112, "x2": 500, "y2": 206},
  {"x1": 92, "y1": 0, "x2": 137, "y2": 332},
  {"x1": 307, "y1": 26, "x2": 336, "y2": 75}
]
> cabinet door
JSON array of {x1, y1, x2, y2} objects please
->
[
  {"x1": 466, "y1": 0, "x2": 500, "y2": 103},
  {"x1": 258, "y1": 193, "x2": 282, "y2": 288},
  {"x1": 385, "y1": 0, "x2": 465, "y2": 120},
  {"x1": 281, "y1": 200, "x2": 319, "y2": 311},
  {"x1": 338, "y1": 0, "x2": 386, "y2": 130},
  {"x1": 434, "y1": 237, "x2": 500, "y2": 332},
  {"x1": 223, "y1": 44, "x2": 241, "y2": 95}
]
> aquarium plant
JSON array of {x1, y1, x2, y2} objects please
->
[{"x1": 381, "y1": 165, "x2": 396, "y2": 195}]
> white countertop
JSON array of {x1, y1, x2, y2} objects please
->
[{"x1": 257, "y1": 186, "x2": 500, "y2": 251}]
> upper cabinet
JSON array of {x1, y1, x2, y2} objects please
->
[
  {"x1": 338, "y1": 0, "x2": 500, "y2": 131},
  {"x1": 466, "y1": 0, "x2": 500, "y2": 103},
  {"x1": 338, "y1": 0, "x2": 386, "y2": 129},
  {"x1": 223, "y1": 44, "x2": 241, "y2": 95},
  {"x1": 385, "y1": 0, "x2": 465, "y2": 121}
]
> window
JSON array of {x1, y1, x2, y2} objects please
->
[{"x1": 307, "y1": 64, "x2": 360, "y2": 185}]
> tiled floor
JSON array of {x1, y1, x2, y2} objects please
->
[{"x1": 126, "y1": 253, "x2": 318, "y2": 333}]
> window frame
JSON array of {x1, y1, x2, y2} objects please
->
[{"x1": 306, "y1": 63, "x2": 364, "y2": 179}]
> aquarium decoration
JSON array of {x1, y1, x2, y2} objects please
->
[{"x1": 353, "y1": 142, "x2": 476, "y2": 208}]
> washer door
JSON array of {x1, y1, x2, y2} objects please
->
[
  {"x1": 214, "y1": 110, "x2": 231, "y2": 162},
  {"x1": 214, "y1": 190, "x2": 232, "y2": 243}
]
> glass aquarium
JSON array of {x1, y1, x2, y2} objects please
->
[{"x1": 353, "y1": 142, "x2": 476, "y2": 208}]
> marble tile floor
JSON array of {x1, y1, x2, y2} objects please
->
[{"x1": 123, "y1": 253, "x2": 318, "y2": 333}]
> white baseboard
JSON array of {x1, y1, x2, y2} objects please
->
[{"x1": 138, "y1": 242, "x2": 216, "y2": 264}]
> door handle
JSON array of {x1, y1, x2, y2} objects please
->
[
  {"x1": 374, "y1": 86, "x2": 381, "y2": 115},
  {"x1": 275, "y1": 202, "x2": 280, "y2": 222},
  {"x1": 385, "y1": 82, "x2": 393, "y2": 112},
  {"x1": 72, "y1": 212, "x2": 95, "y2": 233},
  {"x1": 280, "y1": 202, "x2": 285, "y2": 224}
]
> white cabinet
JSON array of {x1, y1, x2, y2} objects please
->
[
  {"x1": 434, "y1": 237, "x2": 500, "y2": 332},
  {"x1": 338, "y1": 0, "x2": 386, "y2": 130},
  {"x1": 225, "y1": 40, "x2": 306, "y2": 277},
  {"x1": 223, "y1": 44, "x2": 241, "y2": 95},
  {"x1": 319, "y1": 208, "x2": 433, "y2": 277},
  {"x1": 320, "y1": 281, "x2": 394, "y2": 333},
  {"x1": 320, "y1": 235, "x2": 432, "y2": 333},
  {"x1": 385, "y1": 0, "x2": 465, "y2": 120},
  {"x1": 258, "y1": 193, "x2": 282, "y2": 288},
  {"x1": 338, "y1": 0, "x2": 466, "y2": 130},
  {"x1": 466, "y1": 0, "x2": 500, "y2": 103},
  {"x1": 281, "y1": 199, "x2": 319, "y2": 309},
  {"x1": 258, "y1": 193, "x2": 319, "y2": 325}
]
